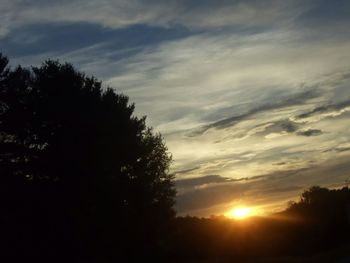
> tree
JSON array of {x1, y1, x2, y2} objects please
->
[
  {"x1": 286, "y1": 186, "x2": 350, "y2": 217},
  {"x1": 0, "y1": 53, "x2": 176, "y2": 261},
  {"x1": 284, "y1": 186, "x2": 350, "y2": 249}
]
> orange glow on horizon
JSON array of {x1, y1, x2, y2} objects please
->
[{"x1": 226, "y1": 206, "x2": 255, "y2": 220}]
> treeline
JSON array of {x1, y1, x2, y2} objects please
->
[{"x1": 164, "y1": 186, "x2": 350, "y2": 262}]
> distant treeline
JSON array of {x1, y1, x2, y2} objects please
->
[{"x1": 163, "y1": 186, "x2": 350, "y2": 262}]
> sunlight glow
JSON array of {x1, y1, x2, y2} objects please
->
[{"x1": 227, "y1": 207, "x2": 252, "y2": 220}]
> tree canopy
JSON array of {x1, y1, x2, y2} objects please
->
[
  {"x1": 0, "y1": 53, "x2": 175, "y2": 262},
  {"x1": 285, "y1": 186, "x2": 350, "y2": 224}
]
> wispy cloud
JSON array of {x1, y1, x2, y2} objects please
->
[
  {"x1": 0, "y1": 0, "x2": 306, "y2": 38},
  {"x1": 296, "y1": 98, "x2": 350, "y2": 121},
  {"x1": 296, "y1": 129, "x2": 322, "y2": 137},
  {"x1": 176, "y1": 157, "x2": 350, "y2": 216},
  {"x1": 1, "y1": 0, "x2": 350, "y2": 216},
  {"x1": 187, "y1": 89, "x2": 317, "y2": 136}
]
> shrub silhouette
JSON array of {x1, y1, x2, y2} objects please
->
[{"x1": 0, "y1": 53, "x2": 175, "y2": 262}]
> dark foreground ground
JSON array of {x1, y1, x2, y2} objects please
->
[
  {"x1": 179, "y1": 242, "x2": 350, "y2": 263},
  {"x1": 172, "y1": 243, "x2": 350, "y2": 263}
]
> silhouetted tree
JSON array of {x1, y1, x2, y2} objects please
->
[
  {"x1": 286, "y1": 186, "x2": 350, "y2": 220},
  {"x1": 285, "y1": 186, "x2": 350, "y2": 250},
  {"x1": 0, "y1": 53, "x2": 175, "y2": 262}
]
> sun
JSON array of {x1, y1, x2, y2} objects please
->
[{"x1": 227, "y1": 207, "x2": 252, "y2": 220}]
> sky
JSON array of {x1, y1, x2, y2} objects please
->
[{"x1": 1, "y1": 0, "x2": 350, "y2": 217}]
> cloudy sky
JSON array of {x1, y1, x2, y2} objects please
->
[{"x1": 2, "y1": 0, "x2": 350, "y2": 216}]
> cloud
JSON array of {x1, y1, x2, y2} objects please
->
[
  {"x1": 295, "y1": 0, "x2": 350, "y2": 37},
  {"x1": 0, "y1": 0, "x2": 304, "y2": 38},
  {"x1": 174, "y1": 166, "x2": 200, "y2": 176},
  {"x1": 323, "y1": 143, "x2": 350, "y2": 154},
  {"x1": 176, "y1": 168, "x2": 305, "y2": 214},
  {"x1": 188, "y1": 69, "x2": 350, "y2": 138},
  {"x1": 176, "y1": 175, "x2": 230, "y2": 190},
  {"x1": 2, "y1": 0, "x2": 350, "y2": 217},
  {"x1": 1, "y1": 22, "x2": 191, "y2": 59},
  {"x1": 247, "y1": 119, "x2": 300, "y2": 140},
  {"x1": 177, "y1": 180, "x2": 250, "y2": 212},
  {"x1": 296, "y1": 129, "x2": 322, "y2": 137},
  {"x1": 2, "y1": 0, "x2": 348, "y2": 42},
  {"x1": 176, "y1": 156, "x2": 350, "y2": 216},
  {"x1": 105, "y1": 25, "x2": 350, "y2": 135},
  {"x1": 274, "y1": 162, "x2": 287, "y2": 166},
  {"x1": 296, "y1": 99, "x2": 350, "y2": 121},
  {"x1": 176, "y1": 174, "x2": 265, "y2": 191},
  {"x1": 186, "y1": 89, "x2": 316, "y2": 137}
]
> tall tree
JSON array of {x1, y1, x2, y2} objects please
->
[{"x1": 0, "y1": 53, "x2": 176, "y2": 262}]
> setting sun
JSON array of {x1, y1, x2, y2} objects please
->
[{"x1": 227, "y1": 207, "x2": 253, "y2": 220}]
